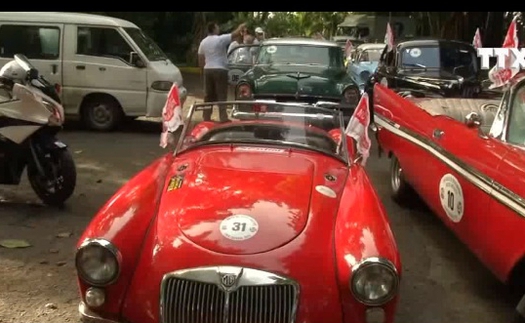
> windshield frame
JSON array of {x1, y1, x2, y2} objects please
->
[
  {"x1": 174, "y1": 101, "x2": 350, "y2": 165},
  {"x1": 256, "y1": 44, "x2": 345, "y2": 68},
  {"x1": 123, "y1": 27, "x2": 168, "y2": 62}
]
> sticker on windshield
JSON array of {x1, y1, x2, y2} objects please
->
[
  {"x1": 315, "y1": 185, "x2": 337, "y2": 198},
  {"x1": 236, "y1": 147, "x2": 285, "y2": 153},
  {"x1": 266, "y1": 45, "x2": 277, "y2": 54},
  {"x1": 220, "y1": 215, "x2": 259, "y2": 241},
  {"x1": 409, "y1": 48, "x2": 422, "y2": 58},
  {"x1": 439, "y1": 173, "x2": 464, "y2": 223}
]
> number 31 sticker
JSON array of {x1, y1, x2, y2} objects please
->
[
  {"x1": 220, "y1": 214, "x2": 259, "y2": 241},
  {"x1": 439, "y1": 174, "x2": 464, "y2": 223}
]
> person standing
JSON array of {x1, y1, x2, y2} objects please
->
[
  {"x1": 198, "y1": 21, "x2": 246, "y2": 122},
  {"x1": 254, "y1": 27, "x2": 265, "y2": 44},
  {"x1": 228, "y1": 33, "x2": 243, "y2": 54}
]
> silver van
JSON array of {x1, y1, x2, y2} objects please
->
[{"x1": 0, "y1": 12, "x2": 188, "y2": 131}]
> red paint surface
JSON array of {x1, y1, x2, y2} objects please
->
[
  {"x1": 374, "y1": 83, "x2": 525, "y2": 283},
  {"x1": 77, "y1": 120, "x2": 400, "y2": 323}
]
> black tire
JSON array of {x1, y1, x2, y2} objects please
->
[
  {"x1": 27, "y1": 148, "x2": 77, "y2": 206},
  {"x1": 390, "y1": 155, "x2": 414, "y2": 205},
  {"x1": 81, "y1": 96, "x2": 123, "y2": 131}
]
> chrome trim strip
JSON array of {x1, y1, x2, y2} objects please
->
[
  {"x1": 159, "y1": 266, "x2": 300, "y2": 323},
  {"x1": 75, "y1": 238, "x2": 122, "y2": 287},
  {"x1": 375, "y1": 112, "x2": 525, "y2": 217},
  {"x1": 79, "y1": 302, "x2": 119, "y2": 323},
  {"x1": 350, "y1": 257, "x2": 399, "y2": 306}
]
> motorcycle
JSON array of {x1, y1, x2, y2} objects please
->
[{"x1": 0, "y1": 54, "x2": 76, "y2": 206}]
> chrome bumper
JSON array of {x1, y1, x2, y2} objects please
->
[{"x1": 79, "y1": 302, "x2": 119, "y2": 323}]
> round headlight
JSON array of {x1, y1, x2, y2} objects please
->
[
  {"x1": 350, "y1": 257, "x2": 399, "y2": 306},
  {"x1": 75, "y1": 239, "x2": 120, "y2": 286}
]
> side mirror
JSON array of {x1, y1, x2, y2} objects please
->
[
  {"x1": 465, "y1": 111, "x2": 488, "y2": 139},
  {"x1": 464, "y1": 111, "x2": 482, "y2": 128},
  {"x1": 130, "y1": 52, "x2": 145, "y2": 68}
]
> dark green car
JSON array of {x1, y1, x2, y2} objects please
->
[{"x1": 227, "y1": 38, "x2": 361, "y2": 120}]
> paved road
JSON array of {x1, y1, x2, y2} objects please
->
[{"x1": 0, "y1": 74, "x2": 520, "y2": 323}]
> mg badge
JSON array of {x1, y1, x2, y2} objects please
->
[{"x1": 220, "y1": 273, "x2": 238, "y2": 288}]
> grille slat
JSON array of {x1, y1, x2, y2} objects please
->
[{"x1": 162, "y1": 278, "x2": 297, "y2": 323}]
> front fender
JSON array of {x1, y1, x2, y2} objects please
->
[
  {"x1": 76, "y1": 153, "x2": 174, "y2": 319},
  {"x1": 334, "y1": 166, "x2": 401, "y2": 323}
]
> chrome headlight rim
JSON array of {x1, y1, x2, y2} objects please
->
[
  {"x1": 75, "y1": 238, "x2": 121, "y2": 287},
  {"x1": 350, "y1": 256, "x2": 399, "y2": 306}
]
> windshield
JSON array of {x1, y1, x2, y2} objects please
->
[
  {"x1": 359, "y1": 49, "x2": 383, "y2": 62},
  {"x1": 124, "y1": 28, "x2": 168, "y2": 61},
  {"x1": 257, "y1": 44, "x2": 344, "y2": 67},
  {"x1": 507, "y1": 84, "x2": 525, "y2": 146},
  {"x1": 401, "y1": 46, "x2": 440, "y2": 68},
  {"x1": 401, "y1": 44, "x2": 477, "y2": 73},
  {"x1": 176, "y1": 102, "x2": 349, "y2": 163}
]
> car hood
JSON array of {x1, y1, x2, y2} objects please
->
[
  {"x1": 154, "y1": 147, "x2": 347, "y2": 255},
  {"x1": 149, "y1": 59, "x2": 184, "y2": 86},
  {"x1": 355, "y1": 61, "x2": 379, "y2": 74},
  {"x1": 252, "y1": 64, "x2": 344, "y2": 97}
]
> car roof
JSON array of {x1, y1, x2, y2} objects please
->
[
  {"x1": 262, "y1": 37, "x2": 340, "y2": 47},
  {"x1": 0, "y1": 12, "x2": 138, "y2": 28},
  {"x1": 357, "y1": 43, "x2": 386, "y2": 51},
  {"x1": 397, "y1": 38, "x2": 473, "y2": 48}
]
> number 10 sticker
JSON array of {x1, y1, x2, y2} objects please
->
[
  {"x1": 220, "y1": 214, "x2": 259, "y2": 241},
  {"x1": 439, "y1": 173, "x2": 464, "y2": 223}
]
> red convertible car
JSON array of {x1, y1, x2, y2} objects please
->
[
  {"x1": 74, "y1": 101, "x2": 401, "y2": 323},
  {"x1": 373, "y1": 74, "x2": 525, "y2": 318}
]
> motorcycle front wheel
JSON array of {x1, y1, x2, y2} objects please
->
[{"x1": 27, "y1": 148, "x2": 77, "y2": 206}]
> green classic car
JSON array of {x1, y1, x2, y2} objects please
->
[{"x1": 227, "y1": 38, "x2": 361, "y2": 119}]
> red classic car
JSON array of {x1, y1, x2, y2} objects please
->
[
  {"x1": 372, "y1": 74, "x2": 525, "y2": 318},
  {"x1": 74, "y1": 101, "x2": 401, "y2": 323}
]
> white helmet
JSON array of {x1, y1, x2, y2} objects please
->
[{"x1": 0, "y1": 60, "x2": 26, "y2": 82}]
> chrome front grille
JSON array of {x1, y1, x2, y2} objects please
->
[{"x1": 160, "y1": 266, "x2": 299, "y2": 323}]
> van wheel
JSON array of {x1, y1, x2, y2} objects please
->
[
  {"x1": 390, "y1": 155, "x2": 414, "y2": 205},
  {"x1": 82, "y1": 97, "x2": 123, "y2": 131}
]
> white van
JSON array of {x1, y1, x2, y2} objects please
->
[{"x1": 0, "y1": 12, "x2": 188, "y2": 131}]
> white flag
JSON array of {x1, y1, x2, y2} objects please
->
[
  {"x1": 384, "y1": 23, "x2": 394, "y2": 52},
  {"x1": 160, "y1": 83, "x2": 184, "y2": 148},
  {"x1": 488, "y1": 18, "x2": 520, "y2": 89},
  {"x1": 472, "y1": 28, "x2": 482, "y2": 49},
  {"x1": 345, "y1": 93, "x2": 372, "y2": 166}
]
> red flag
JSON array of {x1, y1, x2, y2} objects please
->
[
  {"x1": 472, "y1": 28, "x2": 482, "y2": 49},
  {"x1": 345, "y1": 39, "x2": 353, "y2": 58},
  {"x1": 160, "y1": 83, "x2": 184, "y2": 148},
  {"x1": 345, "y1": 93, "x2": 371, "y2": 166},
  {"x1": 488, "y1": 18, "x2": 520, "y2": 89},
  {"x1": 384, "y1": 23, "x2": 394, "y2": 52}
]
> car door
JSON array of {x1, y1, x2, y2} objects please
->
[
  {"x1": 0, "y1": 23, "x2": 63, "y2": 99},
  {"x1": 61, "y1": 25, "x2": 147, "y2": 115}
]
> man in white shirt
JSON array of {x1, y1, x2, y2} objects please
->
[{"x1": 198, "y1": 21, "x2": 246, "y2": 122}]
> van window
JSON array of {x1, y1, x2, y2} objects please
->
[
  {"x1": 0, "y1": 25, "x2": 60, "y2": 60},
  {"x1": 77, "y1": 27, "x2": 133, "y2": 63}
]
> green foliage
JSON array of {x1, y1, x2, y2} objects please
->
[{"x1": 86, "y1": 12, "x2": 511, "y2": 65}]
